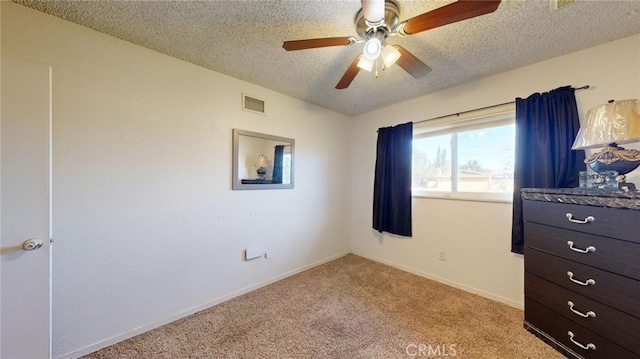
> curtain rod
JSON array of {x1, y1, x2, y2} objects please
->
[{"x1": 413, "y1": 85, "x2": 590, "y2": 125}]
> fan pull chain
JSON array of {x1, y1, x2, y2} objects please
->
[{"x1": 375, "y1": 58, "x2": 379, "y2": 78}]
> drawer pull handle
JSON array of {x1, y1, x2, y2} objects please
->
[
  {"x1": 567, "y1": 271, "x2": 596, "y2": 286},
  {"x1": 567, "y1": 301, "x2": 596, "y2": 318},
  {"x1": 568, "y1": 331, "x2": 596, "y2": 351},
  {"x1": 565, "y1": 213, "x2": 595, "y2": 224},
  {"x1": 567, "y1": 241, "x2": 596, "y2": 254}
]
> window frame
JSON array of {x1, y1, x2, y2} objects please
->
[{"x1": 412, "y1": 104, "x2": 516, "y2": 203}]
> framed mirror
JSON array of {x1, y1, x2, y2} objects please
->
[{"x1": 232, "y1": 129, "x2": 295, "y2": 190}]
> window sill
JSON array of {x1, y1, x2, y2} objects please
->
[{"x1": 412, "y1": 190, "x2": 513, "y2": 204}]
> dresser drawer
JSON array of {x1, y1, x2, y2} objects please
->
[
  {"x1": 525, "y1": 248, "x2": 640, "y2": 318},
  {"x1": 525, "y1": 222, "x2": 640, "y2": 280},
  {"x1": 523, "y1": 200, "x2": 640, "y2": 243},
  {"x1": 525, "y1": 298, "x2": 639, "y2": 359},
  {"x1": 526, "y1": 274, "x2": 640, "y2": 355}
]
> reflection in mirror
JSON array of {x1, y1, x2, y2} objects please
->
[{"x1": 232, "y1": 129, "x2": 295, "y2": 190}]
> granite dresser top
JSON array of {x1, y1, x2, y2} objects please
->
[{"x1": 521, "y1": 188, "x2": 640, "y2": 211}]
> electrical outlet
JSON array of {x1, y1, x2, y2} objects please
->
[{"x1": 439, "y1": 251, "x2": 446, "y2": 261}]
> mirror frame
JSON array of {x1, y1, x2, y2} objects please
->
[{"x1": 232, "y1": 129, "x2": 295, "y2": 190}]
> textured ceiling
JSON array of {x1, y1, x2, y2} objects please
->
[{"x1": 12, "y1": 0, "x2": 640, "y2": 117}]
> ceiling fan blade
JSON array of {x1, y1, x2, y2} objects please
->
[
  {"x1": 400, "y1": 0, "x2": 501, "y2": 36},
  {"x1": 393, "y1": 45, "x2": 432, "y2": 79},
  {"x1": 283, "y1": 36, "x2": 356, "y2": 51},
  {"x1": 336, "y1": 55, "x2": 362, "y2": 89}
]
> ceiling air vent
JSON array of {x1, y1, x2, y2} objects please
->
[
  {"x1": 242, "y1": 93, "x2": 265, "y2": 115},
  {"x1": 550, "y1": 0, "x2": 575, "y2": 12}
]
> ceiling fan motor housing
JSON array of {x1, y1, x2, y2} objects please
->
[
  {"x1": 355, "y1": 1, "x2": 400, "y2": 41},
  {"x1": 362, "y1": 0, "x2": 386, "y2": 26}
]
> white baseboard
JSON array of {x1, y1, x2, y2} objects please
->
[
  {"x1": 58, "y1": 252, "x2": 349, "y2": 359},
  {"x1": 353, "y1": 252, "x2": 524, "y2": 310}
]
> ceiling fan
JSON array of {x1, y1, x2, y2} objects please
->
[{"x1": 283, "y1": 0, "x2": 501, "y2": 89}]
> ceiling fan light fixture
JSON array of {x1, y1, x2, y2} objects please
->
[
  {"x1": 362, "y1": 37, "x2": 382, "y2": 60},
  {"x1": 381, "y1": 44, "x2": 401, "y2": 67},
  {"x1": 357, "y1": 56, "x2": 374, "y2": 72},
  {"x1": 284, "y1": 0, "x2": 502, "y2": 90}
]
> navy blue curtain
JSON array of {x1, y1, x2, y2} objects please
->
[
  {"x1": 272, "y1": 145, "x2": 284, "y2": 184},
  {"x1": 373, "y1": 122, "x2": 413, "y2": 236},
  {"x1": 511, "y1": 86, "x2": 585, "y2": 254}
]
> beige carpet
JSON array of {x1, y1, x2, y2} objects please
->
[{"x1": 83, "y1": 254, "x2": 564, "y2": 358}]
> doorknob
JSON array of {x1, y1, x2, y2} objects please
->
[{"x1": 22, "y1": 238, "x2": 43, "y2": 251}]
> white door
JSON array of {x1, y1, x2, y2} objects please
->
[{"x1": 1, "y1": 56, "x2": 52, "y2": 359}]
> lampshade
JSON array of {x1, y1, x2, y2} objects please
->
[
  {"x1": 357, "y1": 56, "x2": 374, "y2": 72},
  {"x1": 362, "y1": 38, "x2": 382, "y2": 61},
  {"x1": 381, "y1": 45, "x2": 401, "y2": 67},
  {"x1": 572, "y1": 99, "x2": 640, "y2": 150},
  {"x1": 255, "y1": 154, "x2": 268, "y2": 168}
]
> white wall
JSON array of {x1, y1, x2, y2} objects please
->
[
  {"x1": 349, "y1": 34, "x2": 640, "y2": 309},
  {"x1": 2, "y1": 3, "x2": 351, "y2": 358}
]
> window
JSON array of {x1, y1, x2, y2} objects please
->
[{"x1": 412, "y1": 104, "x2": 515, "y2": 202}]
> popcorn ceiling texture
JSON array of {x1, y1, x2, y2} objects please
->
[{"x1": 13, "y1": 0, "x2": 640, "y2": 116}]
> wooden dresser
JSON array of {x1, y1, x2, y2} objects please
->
[{"x1": 522, "y1": 188, "x2": 640, "y2": 359}]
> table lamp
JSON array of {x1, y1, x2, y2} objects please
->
[
  {"x1": 255, "y1": 154, "x2": 268, "y2": 180},
  {"x1": 572, "y1": 99, "x2": 640, "y2": 190}
]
